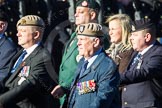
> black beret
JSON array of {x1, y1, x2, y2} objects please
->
[
  {"x1": 0, "y1": 9, "x2": 8, "y2": 22},
  {"x1": 76, "y1": 0, "x2": 100, "y2": 11},
  {"x1": 131, "y1": 18, "x2": 155, "y2": 32}
]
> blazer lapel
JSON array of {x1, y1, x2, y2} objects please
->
[
  {"x1": 70, "y1": 58, "x2": 84, "y2": 88},
  {"x1": 6, "y1": 45, "x2": 42, "y2": 85},
  {"x1": 79, "y1": 52, "x2": 106, "y2": 79}
]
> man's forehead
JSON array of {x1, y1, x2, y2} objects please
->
[
  {"x1": 76, "y1": 6, "x2": 89, "y2": 11},
  {"x1": 17, "y1": 26, "x2": 34, "y2": 30},
  {"x1": 131, "y1": 30, "x2": 144, "y2": 34}
]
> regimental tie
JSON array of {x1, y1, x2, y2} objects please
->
[
  {"x1": 79, "y1": 60, "x2": 89, "y2": 78},
  {"x1": 11, "y1": 50, "x2": 27, "y2": 73},
  {"x1": 131, "y1": 53, "x2": 141, "y2": 65}
]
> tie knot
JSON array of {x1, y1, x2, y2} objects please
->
[
  {"x1": 22, "y1": 50, "x2": 27, "y2": 55},
  {"x1": 83, "y1": 60, "x2": 88, "y2": 69},
  {"x1": 137, "y1": 53, "x2": 141, "y2": 58},
  {"x1": 131, "y1": 53, "x2": 142, "y2": 65}
]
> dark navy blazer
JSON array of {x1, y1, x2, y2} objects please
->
[{"x1": 120, "y1": 41, "x2": 162, "y2": 108}]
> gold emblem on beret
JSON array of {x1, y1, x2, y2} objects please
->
[
  {"x1": 20, "y1": 19, "x2": 26, "y2": 25},
  {"x1": 82, "y1": 1, "x2": 88, "y2": 7}
]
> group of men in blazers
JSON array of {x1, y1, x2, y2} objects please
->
[{"x1": 0, "y1": 1, "x2": 162, "y2": 108}]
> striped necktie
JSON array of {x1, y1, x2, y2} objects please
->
[{"x1": 131, "y1": 53, "x2": 141, "y2": 65}]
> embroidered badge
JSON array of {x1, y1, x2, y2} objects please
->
[
  {"x1": 77, "y1": 79, "x2": 96, "y2": 95},
  {"x1": 79, "y1": 25, "x2": 85, "y2": 33},
  {"x1": 132, "y1": 25, "x2": 136, "y2": 31},
  {"x1": 19, "y1": 66, "x2": 30, "y2": 77}
]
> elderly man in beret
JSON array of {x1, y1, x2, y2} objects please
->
[
  {"x1": 51, "y1": 0, "x2": 109, "y2": 107},
  {"x1": 67, "y1": 23, "x2": 120, "y2": 108},
  {"x1": 0, "y1": 15, "x2": 57, "y2": 108},
  {"x1": 0, "y1": 9, "x2": 17, "y2": 81},
  {"x1": 120, "y1": 18, "x2": 162, "y2": 108}
]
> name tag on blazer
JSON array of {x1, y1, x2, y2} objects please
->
[
  {"x1": 18, "y1": 66, "x2": 30, "y2": 77},
  {"x1": 77, "y1": 79, "x2": 96, "y2": 95}
]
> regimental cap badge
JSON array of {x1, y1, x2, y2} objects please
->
[
  {"x1": 79, "y1": 25, "x2": 85, "y2": 33},
  {"x1": 76, "y1": 0, "x2": 100, "y2": 11},
  {"x1": 81, "y1": 1, "x2": 88, "y2": 7},
  {"x1": 131, "y1": 25, "x2": 135, "y2": 31}
]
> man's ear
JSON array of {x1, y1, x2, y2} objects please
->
[
  {"x1": 93, "y1": 38, "x2": 100, "y2": 47},
  {"x1": 33, "y1": 31, "x2": 40, "y2": 39},
  {"x1": 0, "y1": 22, "x2": 5, "y2": 30},
  {"x1": 90, "y1": 11, "x2": 96, "y2": 21},
  {"x1": 145, "y1": 33, "x2": 151, "y2": 42}
]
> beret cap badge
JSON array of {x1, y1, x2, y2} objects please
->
[
  {"x1": 132, "y1": 25, "x2": 135, "y2": 31},
  {"x1": 81, "y1": 1, "x2": 88, "y2": 7},
  {"x1": 79, "y1": 25, "x2": 85, "y2": 33}
]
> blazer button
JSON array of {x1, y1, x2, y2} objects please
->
[
  {"x1": 124, "y1": 102, "x2": 128, "y2": 105},
  {"x1": 123, "y1": 87, "x2": 126, "y2": 91}
]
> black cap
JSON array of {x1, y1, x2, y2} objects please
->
[
  {"x1": 131, "y1": 18, "x2": 155, "y2": 32},
  {"x1": 76, "y1": 0, "x2": 100, "y2": 11},
  {"x1": 0, "y1": 9, "x2": 8, "y2": 22}
]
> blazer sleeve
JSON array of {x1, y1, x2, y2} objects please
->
[
  {"x1": 0, "y1": 43, "x2": 17, "y2": 81},
  {"x1": 120, "y1": 49, "x2": 162, "y2": 84}
]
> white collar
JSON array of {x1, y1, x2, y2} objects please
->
[
  {"x1": 140, "y1": 44, "x2": 154, "y2": 55},
  {"x1": 23, "y1": 43, "x2": 40, "y2": 59}
]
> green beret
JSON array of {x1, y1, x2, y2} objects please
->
[
  {"x1": 131, "y1": 18, "x2": 155, "y2": 32},
  {"x1": 17, "y1": 15, "x2": 45, "y2": 28},
  {"x1": 77, "y1": 23, "x2": 104, "y2": 37},
  {"x1": 76, "y1": 0, "x2": 100, "y2": 11}
]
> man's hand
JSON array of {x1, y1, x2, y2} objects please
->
[{"x1": 51, "y1": 85, "x2": 64, "y2": 99}]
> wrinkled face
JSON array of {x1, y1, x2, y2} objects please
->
[
  {"x1": 130, "y1": 30, "x2": 148, "y2": 52},
  {"x1": 77, "y1": 35, "x2": 95, "y2": 58},
  {"x1": 108, "y1": 19, "x2": 122, "y2": 44},
  {"x1": 75, "y1": 6, "x2": 91, "y2": 25},
  {"x1": 17, "y1": 26, "x2": 37, "y2": 49}
]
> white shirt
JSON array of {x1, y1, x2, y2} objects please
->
[{"x1": 23, "y1": 43, "x2": 40, "y2": 60}]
